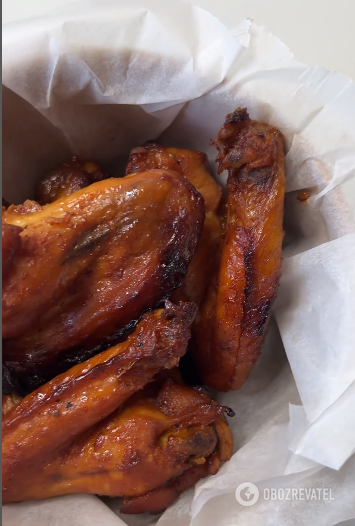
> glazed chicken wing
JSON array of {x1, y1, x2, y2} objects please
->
[
  {"x1": 3, "y1": 170, "x2": 204, "y2": 391},
  {"x1": 126, "y1": 142, "x2": 223, "y2": 306},
  {"x1": 193, "y1": 108, "x2": 285, "y2": 391},
  {"x1": 3, "y1": 302, "x2": 199, "y2": 504},
  {"x1": 3, "y1": 304, "x2": 233, "y2": 512},
  {"x1": 36, "y1": 156, "x2": 107, "y2": 205}
]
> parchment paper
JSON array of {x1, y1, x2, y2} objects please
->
[{"x1": 2, "y1": 1, "x2": 355, "y2": 525}]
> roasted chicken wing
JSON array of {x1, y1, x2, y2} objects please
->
[
  {"x1": 3, "y1": 302, "x2": 200, "y2": 504},
  {"x1": 193, "y1": 108, "x2": 285, "y2": 391},
  {"x1": 3, "y1": 304, "x2": 233, "y2": 512},
  {"x1": 3, "y1": 170, "x2": 204, "y2": 391},
  {"x1": 36, "y1": 156, "x2": 107, "y2": 205},
  {"x1": 126, "y1": 142, "x2": 223, "y2": 306}
]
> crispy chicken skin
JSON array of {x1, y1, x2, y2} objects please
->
[
  {"x1": 126, "y1": 142, "x2": 223, "y2": 306},
  {"x1": 193, "y1": 108, "x2": 286, "y2": 391},
  {"x1": 36, "y1": 156, "x2": 107, "y2": 205},
  {"x1": 2, "y1": 302, "x2": 199, "y2": 504},
  {"x1": 3, "y1": 171, "x2": 204, "y2": 390}
]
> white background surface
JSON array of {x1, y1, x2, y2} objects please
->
[{"x1": 2, "y1": 0, "x2": 355, "y2": 80}]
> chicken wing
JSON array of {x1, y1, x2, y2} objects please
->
[
  {"x1": 126, "y1": 142, "x2": 223, "y2": 306},
  {"x1": 3, "y1": 170, "x2": 204, "y2": 391},
  {"x1": 3, "y1": 301, "x2": 199, "y2": 503},
  {"x1": 3, "y1": 377, "x2": 232, "y2": 511},
  {"x1": 193, "y1": 108, "x2": 285, "y2": 391},
  {"x1": 36, "y1": 156, "x2": 107, "y2": 205}
]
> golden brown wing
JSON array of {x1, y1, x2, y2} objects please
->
[
  {"x1": 3, "y1": 170, "x2": 204, "y2": 390},
  {"x1": 3, "y1": 374, "x2": 232, "y2": 511},
  {"x1": 193, "y1": 108, "x2": 285, "y2": 391},
  {"x1": 126, "y1": 142, "x2": 223, "y2": 306},
  {"x1": 36, "y1": 156, "x2": 107, "y2": 205},
  {"x1": 2, "y1": 302, "x2": 197, "y2": 503}
]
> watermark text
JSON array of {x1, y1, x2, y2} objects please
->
[{"x1": 235, "y1": 482, "x2": 335, "y2": 507}]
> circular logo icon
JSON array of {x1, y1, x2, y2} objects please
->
[{"x1": 235, "y1": 482, "x2": 260, "y2": 507}]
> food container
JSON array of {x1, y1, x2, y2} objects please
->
[{"x1": 3, "y1": 1, "x2": 355, "y2": 525}]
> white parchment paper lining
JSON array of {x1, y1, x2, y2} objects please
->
[{"x1": 2, "y1": 2, "x2": 355, "y2": 525}]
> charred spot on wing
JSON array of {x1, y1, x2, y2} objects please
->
[
  {"x1": 243, "y1": 247, "x2": 255, "y2": 272},
  {"x1": 243, "y1": 241, "x2": 255, "y2": 297},
  {"x1": 247, "y1": 166, "x2": 274, "y2": 186},
  {"x1": 63, "y1": 224, "x2": 112, "y2": 263},
  {"x1": 161, "y1": 251, "x2": 189, "y2": 290},
  {"x1": 225, "y1": 108, "x2": 249, "y2": 125},
  {"x1": 256, "y1": 301, "x2": 273, "y2": 336},
  {"x1": 245, "y1": 300, "x2": 273, "y2": 338}
]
